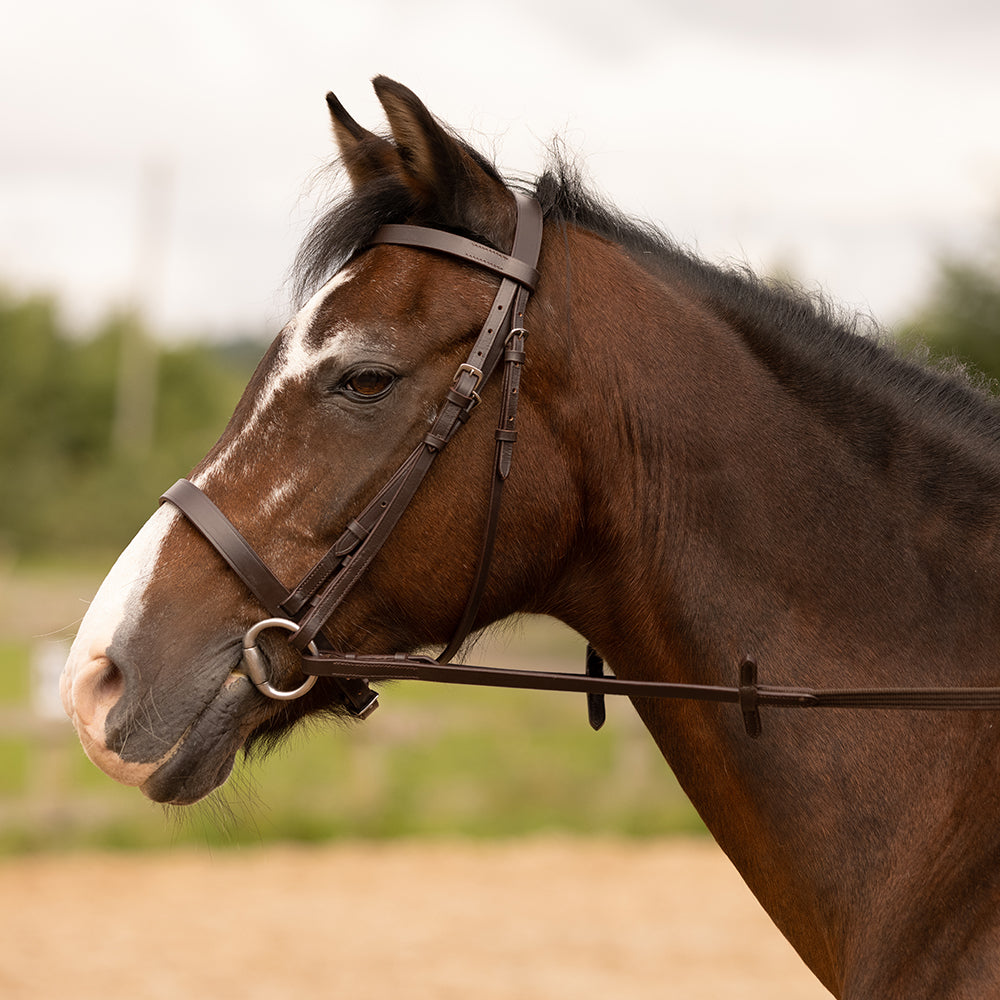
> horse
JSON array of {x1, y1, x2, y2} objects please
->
[{"x1": 61, "y1": 76, "x2": 1000, "y2": 998}]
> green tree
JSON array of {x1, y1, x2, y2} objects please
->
[
  {"x1": 897, "y1": 224, "x2": 1000, "y2": 379},
  {"x1": 0, "y1": 286, "x2": 264, "y2": 561}
]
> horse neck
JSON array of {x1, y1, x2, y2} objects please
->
[
  {"x1": 539, "y1": 228, "x2": 1000, "y2": 993},
  {"x1": 546, "y1": 230, "x2": 1000, "y2": 691}
]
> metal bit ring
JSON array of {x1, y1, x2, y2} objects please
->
[{"x1": 241, "y1": 618, "x2": 319, "y2": 701}]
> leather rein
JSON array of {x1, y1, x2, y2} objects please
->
[{"x1": 161, "y1": 190, "x2": 1000, "y2": 737}]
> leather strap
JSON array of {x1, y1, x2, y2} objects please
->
[
  {"x1": 300, "y1": 648, "x2": 1000, "y2": 737},
  {"x1": 289, "y1": 442, "x2": 442, "y2": 650},
  {"x1": 162, "y1": 479, "x2": 292, "y2": 615},
  {"x1": 289, "y1": 192, "x2": 543, "y2": 654},
  {"x1": 160, "y1": 480, "x2": 379, "y2": 718},
  {"x1": 435, "y1": 200, "x2": 542, "y2": 663},
  {"x1": 436, "y1": 312, "x2": 529, "y2": 664},
  {"x1": 373, "y1": 224, "x2": 540, "y2": 289},
  {"x1": 300, "y1": 650, "x2": 818, "y2": 707},
  {"x1": 282, "y1": 447, "x2": 425, "y2": 618}
]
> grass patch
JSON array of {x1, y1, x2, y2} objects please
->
[{"x1": 0, "y1": 642, "x2": 30, "y2": 702}]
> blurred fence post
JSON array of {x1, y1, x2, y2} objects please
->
[
  {"x1": 113, "y1": 159, "x2": 172, "y2": 457},
  {"x1": 31, "y1": 638, "x2": 68, "y2": 722},
  {"x1": 28, "y1": 640, "x2": 72, "y2": 823}
]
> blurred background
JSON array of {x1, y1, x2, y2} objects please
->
[{"x1": 1, "y1": 0, "x2": 999, "y2": 852}]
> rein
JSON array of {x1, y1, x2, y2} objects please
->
[
  {"x1": 301, "y1": 652, "x2": 1000, "y2": 738},
  {"x1": 161, "y1": 189, "x2": 1000, "y2": 737}
]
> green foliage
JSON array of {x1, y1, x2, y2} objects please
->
[
  {"x1": 896, "y1": 226, "x2": 1000, "y2": 380},
  {"x1": 0, "y1": 287, "x2": 264, "y2": 560}
]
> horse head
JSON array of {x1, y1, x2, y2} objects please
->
[{"x1": 60, "y1": 78, "x2": 581, "y2": 804}]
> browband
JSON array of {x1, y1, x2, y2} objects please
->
[{"x1": 372, "y1": 223, "x2": 540, "y2": 289}]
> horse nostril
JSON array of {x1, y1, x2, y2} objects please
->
[
  {"x1": 95, "y1": 659, "x2": 125, "y2": 704},
  {"x1": 68, "y1": 653, "x2": 128, "y2": 731},
  {"x1": 63, "y1": 648, "x2": 167, "y2": 788}
]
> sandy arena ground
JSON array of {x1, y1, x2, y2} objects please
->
[{"x1": 1, "y1": 837, "x2": 831, "y2": 1000}]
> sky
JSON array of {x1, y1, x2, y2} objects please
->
[{"x1": 2, "y1": 0, "x2": 999, "y2": 340}]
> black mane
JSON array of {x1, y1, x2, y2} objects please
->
[
  {"x1": 542, "y1": 165, "x2": 1000, "y2": 510},
  {"x1": 292, "y1": 142, "x2": 1000, "y2": 481}
]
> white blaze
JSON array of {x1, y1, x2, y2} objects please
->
[
  {"x1": 60, "y1": 504, "x2": 179, "y2": 785},
  {"x1": 194, "y1": 266, "x2": 364, "y2": 490}
]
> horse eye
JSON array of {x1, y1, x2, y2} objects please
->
[{"x1": 342, "y1": 369, "x2": 395, "y2": 400}]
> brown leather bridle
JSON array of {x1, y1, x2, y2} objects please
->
[
  {"x1": 162, "y1": 191, "x2": 546, "y2": 720},
  {"x1": 161, "y1": 188, "x2": 1000, "y2": 737}
]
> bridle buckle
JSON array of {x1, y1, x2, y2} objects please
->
[
  {"x1": 455, "y1": 362, "x2": 484, "y2": 388},
  {"x1": 453, "y1": 362, "x2": 484, "y2": 407}
]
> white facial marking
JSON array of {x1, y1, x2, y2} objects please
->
[
  {"x1": 195, "y1": 265, "x2": 366, "y2": 489},
  {"x1": 60, "y1": 504, "x2": 180, "y2": 785},
  {"x1": 259, "y1": 479, "x2": 297, "y2": 519}
]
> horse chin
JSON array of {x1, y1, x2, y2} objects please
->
[
  {"x1": 137, "y1": 674, "x2": 260, "y2": 805},
  {"x1": 140, "y1": 749, "x2": 239, "y2": 806}
]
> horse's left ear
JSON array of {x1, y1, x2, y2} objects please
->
[
  {"x1": 371, "y1": 76, "x2": 515, "y2": 248},
  {"x1": 326, "y1": 92, "x2": 400, "y2": 190}
]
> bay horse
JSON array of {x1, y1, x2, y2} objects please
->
[{"x1": 61, "y1": 77, "x2": 1000, "y2": 997}]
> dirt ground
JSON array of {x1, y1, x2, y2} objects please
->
[{"x1": 0, "y1": 837, "x2": 831, "y2": 1000}]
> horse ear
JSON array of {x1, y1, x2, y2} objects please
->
[
  {"x1": 326, "y1": 92, "x2": 400, "y2": 189},
  {"x1": 371, "y1": 76, "x2": 514, "y2": 246}
]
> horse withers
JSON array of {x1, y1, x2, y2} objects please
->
[{"x1": 61, "y1": 78, "x2": 1000, "y2": 998}]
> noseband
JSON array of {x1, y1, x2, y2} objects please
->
[{"x1": 161, "y1": 189, "x2": 1000, "y2": 735}]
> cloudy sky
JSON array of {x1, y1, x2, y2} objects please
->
[{"x1": 2, "y1": 0, "x2": 999, "y2": 340}]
